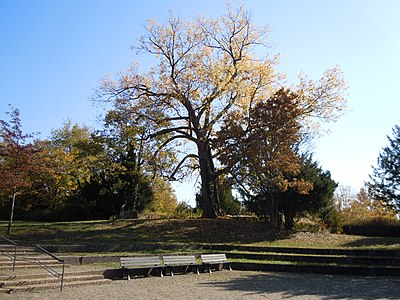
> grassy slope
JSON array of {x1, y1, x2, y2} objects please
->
[{"x1": 1, "y1": 218, "x2": 400, "y2": 249}]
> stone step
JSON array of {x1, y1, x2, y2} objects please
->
[
  {"x1": 0, "y1": 261, "x2": 67, "y2": 269},
  {"x1": 1, "y1": 256, "x2": 62, "y2": 263},
  {"x1": 0, "y1": 269, "x2": 104, "y2": 282},
  {"x1": 209, "y1": 244, "x2": 400, "y2": 258},
  {"x1": 0, "y1": 273, "x2": 105, "y2": 288},
  {"x1": 0, "y1": 277, "x2": 111, "y2": 294},
  {"x1": 227, "y1": 252, "x2": 400, "y2": 266},
  {"x1": 232, "y1": 261, "x2": 400, "y2": 276},
  {"x1": 1, "y1": 246, "x2": 36, "y2": 253}
]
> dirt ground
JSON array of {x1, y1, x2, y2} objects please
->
[{"x1": 3, "y1": 270, "x2": 400, "y2": 300}]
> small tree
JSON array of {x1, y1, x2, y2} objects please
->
[
  {"x1": 341, "y1": 187, "x2": 397, "y2": 224},
  {"x1": 368, "y1": 125, "x2": 400, "y2": 212},
  {"x1": 217, "y1": 175, "x2": 241, "y2": 216},
  {"x1": 0, "y1": 107, "x2": 37, "y2": 234},
  {"x1": 278, "y1": 155, "x2": 338, "y2": 229},
  {"x1": 215, "y1": 89, "x2": 312, "y2": 227},
  {"x1": 145, "y1": 176, "x2": 178, "y2": 215}
]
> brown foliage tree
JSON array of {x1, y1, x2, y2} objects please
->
[
  {"x1": 215, "y1": 88, "x2": 312, "y2": 227},
  {"x1": 0, "y1": 107, "x2": 39, "y2": 234}
]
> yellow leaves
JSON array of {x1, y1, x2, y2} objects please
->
[
  {"x1": 295, "y1": 66, "x2": 348, "y2": 138},
  {"x1": 289, "y1": 178, "x2": 314, "y2": 195},
  {"x1": 145, "y1": 176, "x2": 178, "y2": 214},
  {"x1": 340, "y1": 188, "x2": 398, "y2": 223}
]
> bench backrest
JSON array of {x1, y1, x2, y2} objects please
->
[
  {"x1": 200, "y1": 253, "x2": 228, "y2": 264},
  {"x1": 162, "y1": 255, "x2": 197, "y2": 266},
  {"x1": 120, "y1": 256, "x2": 162, "y2": 268}
]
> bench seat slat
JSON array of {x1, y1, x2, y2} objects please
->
[
  {"x1": 201, "y1": 254, "x2": 228, "y2": 263},
  {"x1": 121, "y1": 256, "x2": 162, "y2": 266},
  {"x1": 162, "y1": 255, "x2": 197, "y2": 266},
  {"x1": 162, "y1": 255, "x2": 200, "y2": 276},
  {"x1": 120, "y1": 256, "x2": 164, "y2": 279},
  {"x1": 200, "y1": 254, "x2": 231, "y2": 273}
]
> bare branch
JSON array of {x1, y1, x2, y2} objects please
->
[{"x1": 169, "y1": 153, "x2": 199, "y2": 180}]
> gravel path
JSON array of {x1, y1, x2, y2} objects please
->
[{"x1": 3, "y1": 270, "x2": 400, "y2": 300}]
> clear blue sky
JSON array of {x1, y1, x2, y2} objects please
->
[{"x1": 1, "y1": 0, "x2": 400, "y2": 204}]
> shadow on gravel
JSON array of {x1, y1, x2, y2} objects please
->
[{"x1": 200, "y1": 272, "x2": 400, "y2": 299}]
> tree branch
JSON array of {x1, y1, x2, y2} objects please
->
[{"x1": 169, "y1": 153, "x2": 199, "y2": 180}]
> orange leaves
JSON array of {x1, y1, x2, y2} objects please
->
[{"x1": 214, "y1": 88, "x2": 306, "y2": 193}]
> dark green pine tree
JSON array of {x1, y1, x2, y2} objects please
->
[
  {"x1": 278, "y1": 155, "x2": 338, "y2": 230},
  {"x1": 368, "y1": 125, "x2": 400, "y2": 212}
]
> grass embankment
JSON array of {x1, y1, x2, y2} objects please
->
[{"x1": 1, "y1": 218, "x2": 399, "y2": 249}]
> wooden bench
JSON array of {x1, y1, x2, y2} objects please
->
[
  {"x1": 120, "y1": 256, "x2": 164, "y2": 280},
  {"x1": 162, "y1": 255, "x2": 200, "y2": 276},
  {"x1": 200, "y1": 253, "x2": 232, "y2": 273}
]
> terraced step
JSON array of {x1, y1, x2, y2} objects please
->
[
  {"x1": 227, "y1": 251, "x2": 400, "y2": 266},
  {"x1": 0, "y1": 274, "x2": 105, "y2": 288},
  {"x1": 0, "y1": 269, "x2": 104, "y2": 282},
  {"x1": 0, "y1": 261, "x2": 67, "y2": 269},
  {"x1": 0, "y1": 270, "x2": 110, "y2": 294},
  {"x1": 1, "y1": 246, "x2": 36, "y2": 254},
  {"x1": 205, "y1": 244, "x2": 400, "y2": 276},
  {"x1": 209, "y1": 244, "x2": 400, "y2": 257},
  {"x1": 0, "y1": 277, "x2": 111, "y2": 294},
  {"x1": 232, "y1": 261, "x2": 400, "y2": 276}
]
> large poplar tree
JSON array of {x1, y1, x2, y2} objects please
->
[{"x1": 95, "y1": 5, "x2": 347, "y2": 218}]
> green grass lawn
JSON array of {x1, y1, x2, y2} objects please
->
[{"x1": 1, "y1": 218, "x2": 399, "y2": 250}]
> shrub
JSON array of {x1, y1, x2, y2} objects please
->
[{"x1": 343, "y1": 217, "x2": 400, "y2": 237}]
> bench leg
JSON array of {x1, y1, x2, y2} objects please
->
[
  {"x1": 164, "y1": 266, "x2": 172, "y2": 276},
  {"x1": 122, "y1": 269, "x2": 130, "y2": 280}
]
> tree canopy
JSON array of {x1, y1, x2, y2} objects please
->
[
  {"x1": 0, "y1": 107, "x2": 39, "y2": 233},
  {"x1": 95, "y1": 5, "x2": 347, "y2": 218}
]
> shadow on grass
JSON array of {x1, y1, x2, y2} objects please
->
[
  {"x1": 7, "y1": 219, "x2": 400, "y2": 249},
  {"x1": 343, "y1": 236, "x2": 400, "y2": 249},
  {"x1": 1, "y1": 218, "x2": 291, "y2": 246},
  {"x1": 201, "y1": 272, "x2": 400, "y2": 299}
]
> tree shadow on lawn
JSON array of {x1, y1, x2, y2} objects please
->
[
  {"x1": 7, "y1": 218, "x2": 291, "y2": 246},
  {"x1": 127, "y1": 218, "x2": 291, "y2": 244},
  {"x1": 9, "y1": 226, "x2": 145, "y2": 245},
  {"x1": 201, "y1": 272, "x2": 400, "y2": 299},
  {"x1": 343, "y1": 236, "x2": 400, "y2": 249}
]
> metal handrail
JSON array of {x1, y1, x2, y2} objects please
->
[
  {"x1": 0, "y1": 235, "x2": 17, "y2": 271},
  {"x1": 35, "y1": 245, "x2": 65, "y2": 291}
]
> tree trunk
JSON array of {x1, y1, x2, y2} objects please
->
[
  {"x1": 197, "y1": 141, "x2": 220, "y2": 218},
  {"x1": 7, "y1": 187, "x2": 16, "y2": 235},
  {"x1": 269, "y1": 193, "x2": 279, "y2": 229},
  {"x1": 284, "y1": 209, "x2": 295, "y2": 230}
]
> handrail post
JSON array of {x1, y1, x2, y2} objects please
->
[
  {"x1": 36, "y1": 245, "x2": 65, "y2": 291},
  {"x1": 12, "y1": 244, "x2": 17, "y2": 271},
  {"x1": 60, "y1": 261, "x2": 65, "y2": 291},
  {"x1": 0, "y1": 235, "x2": 17, "y2": 272}
]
